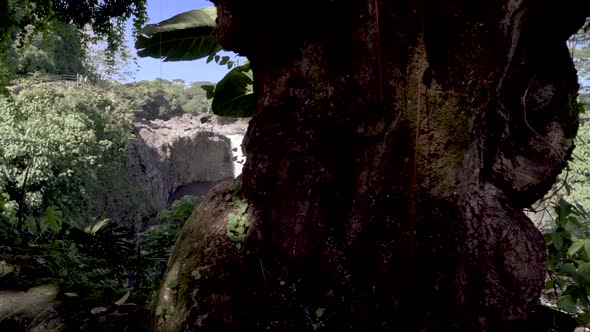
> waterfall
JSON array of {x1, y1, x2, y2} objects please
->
[{"x1": 226, "y1": 134, "x2": 245, "y2": 178}]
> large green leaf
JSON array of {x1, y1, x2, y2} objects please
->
[
  {"x1": 210, "y1": 62, "x2": 255, "y2": 117},
  {"x1": 135, "y1": 7, "x2": 221, "y2": 61}
]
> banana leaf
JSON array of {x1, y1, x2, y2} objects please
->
[
  {"x1": 210, "y1": 62, "x2": 255, "y2": 117},
  {"x1": 135, "y1": 7, "x2": 221, "y2": 61}
]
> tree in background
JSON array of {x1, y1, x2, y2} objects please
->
[
  {"x1": 114, "y1": 79, "x2": 214, "y2": 120},
  {"x1": 0, "y1": 0, "x2": 147, "y2": 91},
  {"x1": 0, "y1": 83, "x2": 134, "y2": 225},
  {"x1": 12, "y1": 20, "x2": 83, "y2": 76},
  {"x1": 84, "y1": 42, "x2": 137, "y2": 82},
  {"x1": 554, "y1": 21, "x2": 590, "y2": 210}
]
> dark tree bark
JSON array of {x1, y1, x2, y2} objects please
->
[{"x1": 153, "y1": 1, "x2": 590, "y2": 331}]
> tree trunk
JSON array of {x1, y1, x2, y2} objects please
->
[{"x1": 153, "y1": 1, "x2": 590, "y2": 331}]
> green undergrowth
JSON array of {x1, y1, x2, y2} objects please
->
[{"x1": 545, "y1": 199, "x2": 590, "y2": 325}]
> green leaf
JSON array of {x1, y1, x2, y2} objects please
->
[
  {"x1": 577, "y1": 262, "x2": 590, "y2": 283},
  {"x1": 551, "y1": 232, "x2": 564, "y2": 250},
  {"x1": 167, "y1": 280, "x2": 178, "y2": 289},
  {"x1": 135, "y1": 7, "x2": 222, "y2": 62},
  {"x1": 191, "y1": 270, "x2": 201, "y2": 280},
  {"x1": 558, "y1": 199, "x2": 573, "y2": 226},
  {"x1": 569, "y1": 240, "x2": 585, "y2": 257},
  {"x1": 228, "y1": 213, "x2": 238, "y2": 225},
  {"x1": 219, "y1": 56, "x2": 230, "y2": 65},
  {"x1": 556, "y1": 277, "x2": 567, "y2": 288},
  {"x1": 84, "y1": 218, "x2": 110, "y2": 235},
  {"x1": 200, "y1": 84, "x2": 215, "y2": 100},
  {"x1": 544, "y1": 234, "x2": 552, "y2": 244},
  {"x1": 315, "y1": 307, "x2": 325, "y2": 318},
  {"x1": 237, "y1": 203, "x2": 248, "y2": 215},
  {"x1": 545, "y1": 279, "x2": 555, "y2": 290},
  {"x1": 211, "y1": 62, "x2": 255, "y2": 117},
  {"x1": 40, "y1": 205, "x2": 63, "y2": 233},
  {"x1": 564, "y1": 216, "x2": 584, "y2": 232},
  {"x1": 114, "y1": 291, "x2": 130, "y2": 305},
  {"x1": 557, "y1": 294, "x2": 578, "y2": 313},
  {"x1": 584, "y1": 240, "x2": 590, "y2": 259},
  {"x1": 578, "y1": 311, "x2": 590, "y2": 325},
  {"x1": 560, "y1": 263, "x2": 578, "y2": 276}
]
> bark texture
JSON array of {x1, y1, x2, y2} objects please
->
[{"x1": 153, "y1": 1, "x2": 590, "y2": 331}]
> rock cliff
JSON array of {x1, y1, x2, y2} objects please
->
[{"x1": 126, "y1": 114, "x2": 248, "y2": 222}]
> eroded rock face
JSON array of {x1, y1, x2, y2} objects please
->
[
  {"x1": 124, "y1": 114, "x2": 247, "y2": 227},
  {"x1": 88, "y1": 113, "x2": 247, "y2": 230}
]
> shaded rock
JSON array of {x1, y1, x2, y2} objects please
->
[
  {"x1": 0, "y1": 284, "x2": 61, "y2": 331},
  {"x1": 89, "y1": 114, "x2": 248, "y2": 230},
  {"x1": 127, "y1": 114, "x2": 247, "y2": 216},
  {"x1": 0, "y1": 284, "x2": 151, "y2": 332}
]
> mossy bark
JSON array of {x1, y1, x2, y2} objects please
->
[{"x1": 153, "y1": 1, "x2": 590, "y2": 331}]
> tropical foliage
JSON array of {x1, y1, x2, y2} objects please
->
[
  {"x1": 113, "y1": 78, "x2": 214, "y2": 120},
  {"x1": 0, "y1": 0, "x2": 147, "y2": 92},
  {"x1": 0, "y1": 73, "x2": 211, "y2": 300},
  {"x1": 13, "y1": 21, "x2": 83, "y2": 76},
  {"x1": 0, "y1": 1, "x2": 210, "y2": 328},
  {"x1": 0, "y1": 82, "x2": 133, "y2": 224},
  {"x1": 138, "y1": 195, "x2": 202, "y2": 291},
  {"x1": 540, "y1": 18, "x2": 590, "y2": 326},
  {"x1": 557, "y1": 19, "x2": 590, "y2": 209},
  {"x1": 135, "y1": 7, "x2": 255, "y2": 117},
  {"x1": 0, "y1": 191, "x2": 201, "y2": 297},
  {"x1": 135, "y1": 7, "x2": 220, "y2": 62},
  {"x1": 545, "y1": 200, "x2": 590, "y2": 325}
]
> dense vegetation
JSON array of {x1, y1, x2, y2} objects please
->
[
  {"x1": 0, "y1": 0, "x2": 147, "y2": 93},
  {"x1": 527, "y1": 21, "x2": 590, "y2": 326},
  {"x1": 0, "y1": 2, "x2": 589, "y2": 330},
  {"x1": 113, "y1": 78, "x2": 213, "y2": 120},
  {"x1": 0, "y1": 78, "x2": 211, "y2": 325},
  {"x1": 0, "y1": 9, "x2": 213, "y2": 325}
]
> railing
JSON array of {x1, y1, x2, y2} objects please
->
[{"x1": 43, "y1": 74, "x2": 89, "y2": 83}]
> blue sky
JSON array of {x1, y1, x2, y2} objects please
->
[{"x1": 123, "y1": 0, "x2": 236, "y2": 84}]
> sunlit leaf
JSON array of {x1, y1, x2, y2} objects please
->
[
  {"x1": 84, "y1": 218, "x2": 110, "y2": 235},
  {"x1": 136, "y1": 7, "x2": 222, "y2": 62},
  {"x1": 569, "y1": 240, "x2": 585, "y2": 257},
  {"x1": 211, "y1": 62, "x2": 255, "y2": 117},
  {"x1": 315, "y1": 307, "x2": 325, "y2": 318},
  {"x1": 557, "y1": 294, "x2": 578, "y2": 313},
  {"x1": 114, "y1": 291, "x2": 130, "y2": 305}
]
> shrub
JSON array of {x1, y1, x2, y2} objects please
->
[{"x1": 545, "y1": 199, "x2": 590, "y2": 325}]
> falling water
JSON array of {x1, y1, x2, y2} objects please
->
[{"x1": 226, "y1": 134, "x2": 245, "y2": 177}]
